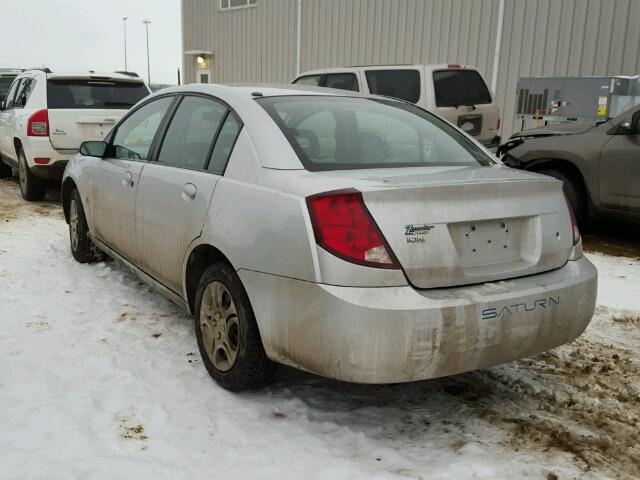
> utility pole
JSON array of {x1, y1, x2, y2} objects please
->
[
  {"x1": 143, "y1": 19, "x2": 151, "y2": 85},
  {"x1": 122, "y1": 17, "x2": 128, "y2": 71}
]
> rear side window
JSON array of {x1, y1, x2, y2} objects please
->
[
  {"x1": 365, "y1": 69, "x2": 420, "y2": 103},
  {"x1": 14, "y1": 79, "x2": 36, "y2": 108},
  {"x1": 113, "y1": 96, "x2": 174, "y2": 160},
  {"x1": 293, "y1": 75, "x2": 322, "y2": 87},
  {"x1": 325, "y1": 73, "x2": 359, "y2": 92},
  {"x1": 157, "y1": 96, "x2": 227, "y2": 170},
  {"x1": 47, "y1": 79, "x2": 149, "y2": 109},
  {"x1": 4, "y1": 79, "x2": 22, "y2": 109},
  {"x1": 258, "y1": 96, "x2": 492, "y2": 171},
  {"x1": 0, "y1": 76, "x2": 17, "y2": 101},
  {"x1": 208, "y1": 113, "x2": 242, "y2": 174},
  {"x1": 433, "y1": 70, "x2": 492, "y2": 107}
]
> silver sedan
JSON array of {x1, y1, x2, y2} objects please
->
[{"x1": 62, "y1": 85, "x2": 597, "y2": 390}]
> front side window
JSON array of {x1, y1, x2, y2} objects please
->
[
  {"x1": 157, "y1": 96, "x2": 227, "y2": 170},
  {"x1": 293, "y1": 75, "x2": 322, "y2": 87},
  {"x1": 258, "y1": 96, "x2": 493, "y2": 171},
  {"x1": 365, "y1": 69, "x2": 421, "y2": 103},
  {"x1": 325, "y1": 73, "x2": 359, "y2": 92},
  {"x1": 433, "y1": 70, "x2": 492, "y2": 107},
  {"x1": 47, "y1": 79, "x2": 149, "y2": 109},
  {"x1": 112, "y1": 96, "x2": 174, "y2": 160}
]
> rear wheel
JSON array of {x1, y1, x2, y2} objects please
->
[
  {"x1": 0, "y1": 160, "x2": 11, "y2": 178},
  {"x1": 69, "y1": 189, "x2": 100, "y2": 263},
  {"x1": 195, "y1": 263, "x2": 277, "y2": 391},
  {"x1": 536, "y1": 168, "x2": 587, "y2": 228},
  {"x1": 18, "y1": 148, "x2": 46, "y2": 201}
]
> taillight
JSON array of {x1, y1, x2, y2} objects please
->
[
  {"x1": 447, "y1": 64, "x2": 461, "y2": 69},
  {"x1": 565, "y1": 195, "x2": 581, "y2": 246},
  {"x1": 306, "y1": 189, "x2": 400, "y2": 269},
  {"x1": 28, "y1": 109, "x2": 49, "y2": 137}
]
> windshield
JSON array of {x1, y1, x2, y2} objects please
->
[
  {"x1": 47, "y1": 79, "x2": 149, "y2": 109},
  {"x1": 433, "y1": 70, "x2": 492, "y2": 107},
  {"x1": 257, "y1": 96, "x2": 493, "y2": 171},
  {"x1": 0, "y1": 76, "x2": 16, "y2": 101}
]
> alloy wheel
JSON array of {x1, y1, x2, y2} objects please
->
[
  {"x1": 69, "y1": 199, "x2": 79, "y2": 251},
  {"x1": 200, "y1": 281, "x2": 240, "y2": 372}
]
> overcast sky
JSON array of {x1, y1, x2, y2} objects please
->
[{"x1": 3, "y1": 0, "x2": 181, "y2": 85}]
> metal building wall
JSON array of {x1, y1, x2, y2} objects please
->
[
  {"x1": 496, "y1": 0, "x2": 640, "y2": 137},
  {"x1": 182, "y1": 0, "x2": 298, "y2": 84},
  {"x1": 182, "y1": 0, "x2": 640, "y2": 138}
]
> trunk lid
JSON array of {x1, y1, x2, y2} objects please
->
[
  {"x1": 356, "y1": 166, "x2": 573, "y2": 288},
  {"x1": 48, "y1": 110, "x2": 126, "y2": 150}
]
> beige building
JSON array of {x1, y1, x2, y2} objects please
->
[{"x1": 181, "y1": 0, "x2": 640, "y2": 137}]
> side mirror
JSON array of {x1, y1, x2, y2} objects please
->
[
  {"x1": 615, "y1": 112, "x2": 640, "y2": 135},
  {"x1": 80, "y1": 140, "x2": 108, "y2": 157}
]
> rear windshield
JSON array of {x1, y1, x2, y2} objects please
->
[
  {"x1": 47, "y1": 79, "x2": 149, "y2": 109},
  {"x1": 433, "y1": 70, "x2": 492, "y2": 107},
  {"x1": 258, "y1": 96, "x2": 493, "y2": 171},
  {"x1": 0, "y1": 76, "x2": 16, "y2": 101}
]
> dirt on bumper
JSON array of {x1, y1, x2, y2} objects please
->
[{"x1": 240, "y1": 256, "x2": 598, "y2": 383}]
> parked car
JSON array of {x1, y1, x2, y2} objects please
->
[
  {"x1": 0, "y1": 68, "x2": 22, "y2": 102},
  {"x1": 292, "y1": 64, "x2": 501, "y2": 147},
  {"x1": 62, "y1": 84, "x2": 596, "y2": 391},
  {"x1": 0, "y1": 69, "x2": 150, "y2": 200},
  {"x1": 498, "y1": 104, "x2": 640, "y2": 227}
]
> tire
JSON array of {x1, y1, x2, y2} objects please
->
[
  {"x1": 18, "y1": 147, "x2": 47, "y2": 201},
  {"x1": 195, "y1": 263, "x2": 277, "y2": 391},
  {"x1": 0, "y1": 160, "x2": 11, "y2": 179},
  {"x1": 69, "y1": 189, "x2": 100, "y2": 263},
  {"x1": 536, "y1": 168, "x2": 587, "y2": 228}
]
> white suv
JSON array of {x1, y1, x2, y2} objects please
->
[
  {"x1": 292, "y1": 64, "x2": 501, "y2": 148},
  {"x1": 0, "y1": 69, "x2": 150, "y2": 200}
]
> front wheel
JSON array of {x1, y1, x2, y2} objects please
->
[
  {"x1": 195, "y1": 263, "x2": 277, "y2": 391},
  {"x1": 18, "y1": 148, "x2": 47, "y2": 201},
  {"x1": 69, "y1": 189, "x2": 100, "y2": 263}
]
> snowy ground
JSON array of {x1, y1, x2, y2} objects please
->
[{"x1": 0, "y1": 177, "x2": 639, "y2": 480}]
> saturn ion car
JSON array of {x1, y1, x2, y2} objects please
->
[{"x1": 61, "y1": 84, "x2": 597, "y2": 390}]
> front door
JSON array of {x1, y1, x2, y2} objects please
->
[
  {"x1": 91, "y1": 95, "x2": 175, "y2": 263},
  {"x1": 135, "y1": 95, "x2": 230, "y2": 293},
  {"x1": 599, "y1": 120, "x2": 640, "y2": 213}
]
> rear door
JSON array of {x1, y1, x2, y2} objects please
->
[
  {"x1": 0, "y1": 78, "x2": 21, "y2": 158},
  {"x1": 429, "y1": 68, "x2": 498, "y2": 144},
  {"x1": 46, "y1": 77, "x2": 150, "y2": 151},
  {"x1": 90, "y1": 95, "x2": 175, "y2": 263},
  {"x1": 135, "y1": 94, "x2": 243, "y2": 294}
]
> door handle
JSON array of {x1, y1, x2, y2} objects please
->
[
  {"x1": 122, "y1": 171, "x2": 133, "y2": 187},
  {"x1": 182, "y1": 183, "x2": 197, "y2": 199}
]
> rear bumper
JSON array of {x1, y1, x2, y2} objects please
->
[
  {"x1": 239, "y1": 256, "x2": 597, "y2": 383},
  {"x1": 31, "y1": 160, "x2": 68, "y2": 180}
]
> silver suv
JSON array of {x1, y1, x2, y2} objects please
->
[{"x1": 62, "y1": 84, "x2": 597, "y2": 391}]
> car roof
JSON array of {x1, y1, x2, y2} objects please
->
[
  {"x1": 294, "y1": 64, "x2": 479, "y2": 77},
  {"x1": 156, "y1": 83, "x2": 378, "y2": 100},
  {"x1": 20, "y1": 70, "x2": 145, "y2": 82}
]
